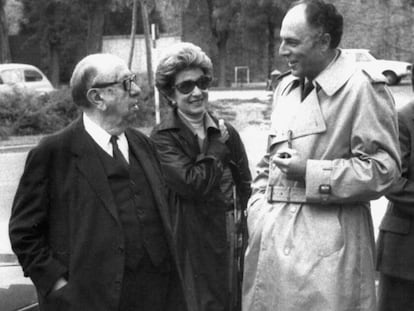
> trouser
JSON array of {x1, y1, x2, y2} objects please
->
[
  {"x1": 378, "y1": 272, "x2": 414, "y2": 311},
  {"x1": 119, "y1": 251, "x2": 172, "y2": 311}
]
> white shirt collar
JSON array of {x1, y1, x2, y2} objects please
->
[{"x1": 83, "y1": 113, "x2": 129, "y2": 162}]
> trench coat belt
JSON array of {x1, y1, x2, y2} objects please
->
[{"x1": 267, "y1": 186, "x2": 307, "y2": 203}]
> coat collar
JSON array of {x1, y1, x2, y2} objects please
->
[
  {"x1": 314, "y1": 49, "x2": 357, "y2": 96},
  {"x1": 155, "y1": 108, "x2": 220, "y2": 143},
  {"x1": 280, "y1": 49, "x2": 357, "y2": 97}
]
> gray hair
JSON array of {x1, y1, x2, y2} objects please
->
[{"x1": 70, "y1": 53, "x2": 126, "y2": 108}]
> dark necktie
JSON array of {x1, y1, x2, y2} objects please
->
[
  {"x1": 110, "y1": 135, "x2": 128, "y2": 166},
  {"x1": 301, "y1": 79, "x2": 314, "y2": 101}
]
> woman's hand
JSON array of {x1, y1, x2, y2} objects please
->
[{"x1": 218, "y1": 119, "x2": 229, "y2": 143}]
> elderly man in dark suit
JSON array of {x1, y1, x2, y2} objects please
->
[
  {"x1": 376, "y1": 81, "x2": 414, "y2": 311},
  {"x1": 9, "y1": 53, "x2": 185, "y2": 311}
]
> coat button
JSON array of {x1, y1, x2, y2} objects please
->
[
  {"x1": 117, "y1": 246, "x2": 124, "y2": 254},
  {"x1": 284, "y1": 247, "x2": 290, "y2": 256},
  {"x1": 289, "y1": 206, "x2": 297, "y2": 213}
]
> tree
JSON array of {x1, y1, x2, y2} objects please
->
[
  {"x1": 206, "y1": 0, "x2": 240, "y2": 87},
  {"x1": 81, "y1": 0, "x2": 112, "y2": 54},
  {"x1": 19, "y1": 0, "x2": 87, "y2": 86},
  {"x1": 241, "y1": 0, "x2": 290, "y2": 78},
  {"x1": 0, "y1": 0, "x2": 11, "y2": 63}
]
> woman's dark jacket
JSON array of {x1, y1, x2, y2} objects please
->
[{"x1": 150, "y1": 108, "x2": 252, "y2": 311}]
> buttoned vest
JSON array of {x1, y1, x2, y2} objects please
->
[{"x1": 95, "y1": 143, "x2": 169, "y2": 269}]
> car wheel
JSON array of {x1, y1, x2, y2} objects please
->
[{"x1": 383, "y1": 71, "x2": 398, "y2": 85}]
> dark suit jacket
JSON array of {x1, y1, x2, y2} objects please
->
[
  {"x1": 9, "y1": 117, "x2": 185, "y2": 311},
  {"x1": 377, "y1": 101, "x2": 414, "y2": 280}
]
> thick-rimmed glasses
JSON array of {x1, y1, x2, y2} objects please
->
[
  {"x1": 92, "y1": 74, "x2": 138, "y2": 95},
  {"x1": 173, "y1": 75, "x2": 212, "y2": 94}
]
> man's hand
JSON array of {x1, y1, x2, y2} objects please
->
[{"x1": 272, "y1": 148, "x2": 307, "y2": 181}]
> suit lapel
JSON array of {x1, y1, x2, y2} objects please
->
[
  {"x1": 126, "y1": 130, "x2": 167, "y2": 212},
  {"x1": 71, "y1": 119, "x2": 119, "y2": 223}
]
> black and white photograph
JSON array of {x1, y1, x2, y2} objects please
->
[{"x1": 1, "y1": 0, "x2": 413, "y2": 310}]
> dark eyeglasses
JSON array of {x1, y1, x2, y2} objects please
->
[
  {"x1": 92, "y1": 74, "x2": 138, "y2": 95},
  {"x1": 173, "y1": 76, "x2": 212, "y2": 94}
]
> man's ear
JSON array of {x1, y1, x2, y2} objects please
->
[
  {"x1": 320, "y1": 33, "x2": 331, "y2": 51},
  {"x1": 86, "y1": 88, "x2": 106, "y2": 110}
]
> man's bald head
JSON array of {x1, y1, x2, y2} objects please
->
[{"x1": 70, "y1": 53, "x2": 128, "y2": 108}]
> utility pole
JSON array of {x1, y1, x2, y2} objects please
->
[
  {"x1": 128, "y1": 0, "x2": 138, "y2": 69},
  {"x1": 140, "y1": 0, "x2": 154, "y2": 89}
]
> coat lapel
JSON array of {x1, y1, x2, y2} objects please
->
[
  {"x1": 126, "y1": 130, "x2": 170, "y2": 221},
  {"x1": 70, "y1": 118, "x2": 119, "y2": 223},
  {"x1": 156, "y1": 109, "x2": 200, "y2": 155},
  {"x1": 269, "y1": 86, "x2": 326, "y2": 147}
]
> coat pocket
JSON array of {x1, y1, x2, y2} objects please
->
[
  {"x1": 379, "y1": 215, "x2": 411, "y2": 235},
  {"x1": 304, "y1": 205, "x2": 344, "y2": 257}
]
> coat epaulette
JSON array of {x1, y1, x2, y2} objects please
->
[
  {"x1": 276, "y1": 70, "x2": 292, "y2": 81},
  {"x1": 361, "y1": 69, "x2": 387, "y2": 84}
]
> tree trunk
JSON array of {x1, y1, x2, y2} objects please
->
[
  {"x1": 86, "y1": 3, "x2": 105, "y2": 54},
  {"x1": 140, "y1": 0, "x2": 154, "y2": 88},
  {"x1": 267, "y1": 19, "x2": 275, "y2": 77},
  {"x1": 0, "y1": 0, "x2": 11, "y2": 63},
  {"x1": 50, "y1": 46, "x2": 60, "y2": 87},
  {"x1": 217, "y1": 38, "x2": 227, "y2": 87},
  {"x1": 128, "y1": 0, "x2": 139, "y2": 69}
]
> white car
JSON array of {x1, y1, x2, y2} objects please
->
[
  {"x1": 0, "y1": 63, "x2": 54, "y2": 95},
  {"x1": 342, "y1": 49, "x2": 412, "y2": 85}
]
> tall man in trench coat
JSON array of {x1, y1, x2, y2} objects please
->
[
  {"x1": 242, "y1": 1, "x2": 401, "y2": 310},
  {"x1": 9, "y1": 54, "x2": 186, "y2": 311}
]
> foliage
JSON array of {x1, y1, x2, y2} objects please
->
[
  {"x1": 18, "y1": 0, "x2": 87, "y2": 83},
  {"x1": 205, "y1": 0, "x2": 241, "y2": 87},
  {"x1": 0, "y1": 73, "x2": 160, "y2": 138},
  {"x1": 1, "y1": 87, "x2": 80, "y2": 136},
  {"x1": 0, "y1": 0, "x2": 11, "y2": 62},
  {"x1": 241, "y1": 0, "x2": 291, "y2": 76}
]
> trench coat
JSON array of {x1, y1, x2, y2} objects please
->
[
  {"x1": 377, "y1": 101, "x2": 414, "y2": 280},
  {"x1": 243, "y1": 51, "x2": 401, "y2": 311},
  {"x1": 9, "y1": 118, "x2": 186, "y2": 311},
  {"x1": 151, "y1": 109, "x2": 252, "y2": 311}
]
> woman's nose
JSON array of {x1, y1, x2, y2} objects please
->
[{"x1": 192, "y1": 85, "x2": 203, "y2": 96}]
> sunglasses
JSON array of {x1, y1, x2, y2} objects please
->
[
  {"x1": 92, "y1": 74, "x2": 138, "y2": 95},
  {"x1": 173, "y1": 76, "x2": 212, "y2": 94}
]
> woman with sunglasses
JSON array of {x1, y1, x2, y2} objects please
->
[{"x1": 150, "y1": 42, "x2": 252, "y2": 311}]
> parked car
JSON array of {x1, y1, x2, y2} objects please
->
[
  {"x1": 0, "y1": 63, "x2": 54, "y2": 95},
  {"x1": 342, "y1": 49, "x2": 412, "y2": 85}
]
